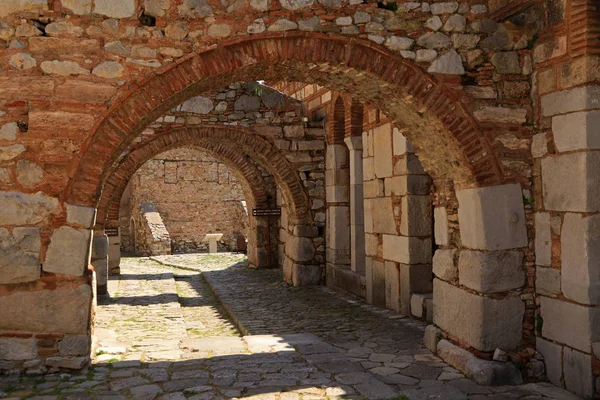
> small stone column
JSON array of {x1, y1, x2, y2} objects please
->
[
  {"x1": 325, "y1": 144, "x2": 351, "y2": 267},
  {"x1": 91, "y1": 231, "x2": 109, "y2": 295},
  {"x1": 344, "y1": 135, "x2": 365, "y2": 274},
  {"x1": 108, "y1": 232, "x2": 121, "y2": 276},
  {"x1": 203, "y1": 233, "x2": 223, "y2": 253}
]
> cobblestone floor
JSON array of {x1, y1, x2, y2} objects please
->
[{"x1": 0, "y1": 254, "x2": 580, "y2": 400}]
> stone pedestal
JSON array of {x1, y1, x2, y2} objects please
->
[{"x1": 203, "y1": 233, "x2": 223, "y2": 253}]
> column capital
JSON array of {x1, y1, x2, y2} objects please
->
[{"x1": 344, "y1": 135, "x2": 363, "y2": 151}]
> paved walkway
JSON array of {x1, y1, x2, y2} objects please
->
[{"x1": 0, "y1": 254, "x2": 580, "y2": 400}]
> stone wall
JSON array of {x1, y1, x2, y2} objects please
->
[{"x1": 120, "y1": 147, "x2": 249, "y2": 254}]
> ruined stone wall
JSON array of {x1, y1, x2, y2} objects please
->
[{"x1": 121, "y1": 147, "x2": 249, "y2": 254}]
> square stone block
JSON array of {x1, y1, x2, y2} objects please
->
[
  {"x1": 0, "y1": 283, "x2": 92, "y2": 333},
  {"x1": 552, "y1": 110, "x2": 600, "y2": 152},
  {"x1": 0, "y1": 227, "x2": 41, "y2": 284},
  {"x1": 0, "y1": 338, "x2": 37, "y2": 360},
  {"x1": 535, "y1": 267, "x2": 561, "y2": 296},
  {"x1": 540, "y1": 296, "x2": 600, "y2": 353},
  {"x1": 433, "y1": 279, "x2": 524, "y2": 352},
  {"x1": 384, "y1": 175, "x2": 430, "y2": 196},
  {"x1": 43, "y1": 226, "x2": 92, "y2": 276},
  {"x1": 411, "y1": 293, "x2": 432, "y2": 318},
  {"x1": 326, "y1": 185, "x2": 349, "y2": 203},
  {"x1": 434, "y1": 207, "x2": 449, "y2": 246},
  {"x1": 458, "y1": 250, "x2": 525, "y2": 293},
  {"x1": 456, "y1": 183, "x2": 528, "y2": 250},
  {"x1": 541, "y1": 85, "x2": 600, "y2": 117},
  {"x1": 542, "y1": 152, "x2": 600, "y2": 212},
  {"x1": 66, "y1": 204, "x2": 96, "y2": 228},
  {"x1": 433, "y1": 249, "x2": 457, "y2": 281},
  {"x1": 363, "y1": 157, "x2": 375, "y2": 180},
  {"x1": 327, "y1": 206, "x2": 350, "y2": 251},
  {"x1": 373, "y1": 124, "x2": 393, "y2": 178},
  {"x1": 536, "y1": 337, "x2": 563, "y2": 387},
  {"x1": 326, "y1": 144, "x2": 348, "y2": 170},
  {"x1": 370, "y1": 198, "x2": 396, "y2": 235},
  {"x1": 382, "y1": 234, "x2": 431, "y2": 264},
  {"x1": 563, "y1": 347, "x2": 594, "y2": 398},
  {"x1": 400, "y1": 195, "x2": 432, "y2": 237},
  {"x1": 561, "y1": 213, "x2": 600, "y2": 305},
  {"x1": 393, "y1": 128, "x2": 413, "y2": 156},
  {"x1": 535, "y1": 212, "x2": 551, "y2": 267}
]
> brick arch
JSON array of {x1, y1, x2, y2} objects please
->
[
  {"x1": 328, "y1": 96, "x2": 346, "y2": 145},
  {"x1": 66, "y1": 32, "x2": 504, "y2": 209},
  {"x1": 96, "y1": 126, "x2": 310, "y2": 225},
  {"x1": 97, "y1": 138, "x2": 269, "y2": 229}
]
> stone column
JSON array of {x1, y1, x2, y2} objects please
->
[
  {"x1": 344, "y1": 135, "x2": 365, "y2": 274},
  {"x1": 107, "y1": 232, "x2": 121, "y2": 276},
  {"x1": 325, "y1": 144, "x2": 351, "y2": 268},
  {"x1": 91, "y1": 231, "x2": 109, "y2": 295}
]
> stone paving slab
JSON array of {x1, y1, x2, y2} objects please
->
[{"x1": 0, "y1": 255, "x2": 582, "y2": 400}]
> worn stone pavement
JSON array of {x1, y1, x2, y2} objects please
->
[{"x1": 0, "y1": 254, "x2": 580, "y2": 400}]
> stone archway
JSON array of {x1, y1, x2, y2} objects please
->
[
  {"x1": 66, "y1": 33, "x2": 506, "y2": 212},
  {"x1": 96, "y1": 129, "x2": 277, "y2": 269}
]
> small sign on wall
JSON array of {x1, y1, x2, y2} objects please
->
[
  {"x1": 105, "y1": 228, "x2": 119, "y2": 237},
  {"x1": 252, "y1": 208, "x2": 282, "y2": 217}
]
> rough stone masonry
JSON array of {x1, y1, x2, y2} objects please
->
[{"x1": 0, "y1": 0, "x2": 598, "y2": 398}]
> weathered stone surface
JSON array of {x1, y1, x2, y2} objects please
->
[
  {"x1": 431, "y1": 2, "x2": 459, "y2": 14},
  {"x1": 234, "y1": 95, "x2": 260, "y2": 111},
  {"x1": 0, "y1": 227, "x2": 40, "y2": 284},
  {"x1": 16, "y1": 160, "x2": 43, "y2": 186},
  {"x1": 165, "y1": 23, "x2": 188, "y2": 40},
  {"x1": 540, "y1": 296, "x2": 600, "y2": 353},
  {"x1": 0, "y1": 191, "x2": 58, "y2": 225},
  {"x1": 417, "y1": 32, "x2": 452, "y2": 49},
  {"x1": 456, "y1": 183, "x2": 528, "y2": 250},
  {"x1": 41, "y1": 60, "x2": 90, "y2": 76},
  {"x1": 535, "y1": 212, "x2": 551, "y2": 266},
  {"x1": 292, "y1": 264, "x2": 321, "y2": 286},
  {"x1": 536, "y1": 337, "x2": 562, "y2": 387},
  {"x1": 247, "y1": 18, "x2": 266, "y2": 34},
  {"x1": 416, "y1": 49, "x2": 437, "y2": 62},
  {"x1": 541, "y1": 85, "x2": 600, "y2": 117},
  {"x1": 410, "y1": 293, "x2": 432, "y2": 318},
  {"x1": 0, "y1": 0, "x2": 48, "y2": 17},
  {"x1": 46, "y1": 356, "x2": 89, "y2": 369},
  {"x1": 424, "y1": 325, "x2": 440, "y2": 353},
  {"x1": 268, "y1": 18, "x2": 298, "y2": 31},
  {"x1": 437, "y1": 339, "x2": 523, "y2": 386},
  {"x1": 373, "y1": 125, "x2": 393, "y2": 178},
  {"x1": 45, "y1": 21, "x2": 84, "y2": 37},
  {"x1": 561, "y1": 213, "x2": 600, "y2": 305},
  {"x1": 443, "y1": 14, "x2": 466, "y2": 32},
  {"x1": 0, "y1": 122, "x2": 18, "y2": 140},
  {"x1": 279, "y1": 0, "x2": 314, "y2": 9},
  {"x1": 382, "y1": 234, "x2": 431, "y2": 264},
  {"x1": 434, "y1": 279, "x2": 525, "y2": 351},
  {"x1": 92, "y1": 61, "x2": 124, "y2": 78},
  {"x1": 400, "y1": 195, "x2": 431, "y2": 236},
  {"x1": 0, "y1": 21, "x2": 15, "y2": 41},
  {"x1": 9, "y1": 53, "x2": 36, "y2": 70},
  {"x1": 536, "y1": 267, "x2": 561, "y2": 296},
  {"x1": 62, "y1": 0, "x2": 92, "y2": 14},
  {"x1": 105, "y1": 40, "x2": 130, "y2": 54},
  {"x1": 207, "y1": 23, "x2": 231, "y2": 37},
  {"x1": 432, "y1": 249, "x2": 456, "y2": 281},
  {"x1": 59, "y1": 335, "x2": 90, "y2": 356},
  {"x1": 452, "y1": 33, "x2": 480, "y2": 49},
  {"x1": 178, "y1": 0, "x2": 213, "y2": 16},
  {"x1": 285, "y1": 235, "x2": 315, "y2": 262},
  {"x1": 0, "y1": 338, "x2": 36, "y2": 360},
  {"x1": 426, "y1": 16, "x2": 442, "y2": 31},
  {"x1": 66, "y1": 204, "x2": 96, "y2": 228},
  {"x1": 542, "y1": 152, "x2": 600, "y2": 212},
  {"x1": 93, "y1": 0, "x2": 135, "y2": 18},
  {"x1": 458, "y1": 250, "x2": 524, "y2": 293},
  {"x1": 385, "y1": 36, "x2": 414, "y2": 51},
  {"x1": 490, "y1": 52, "x2": 520, "y2": 74},
  {"x1": 474, "y1": 106, "x2": 527, "y2": 124},
  {"x1": 563, "y1": 347, "x2": 594, "y2": 398},
  {"x1": 428, "y1": 49, "x2": 465, "y2": 74},
  {"x1": 0, "y1": 144, "x2": 26, "y2": 161},
  {"x1": 552, "y1": 110, "x2": 600, "y2": 152},
  {"x1": 0, "y1": 283, "x2": 91, "y2": 333},
  {"x1": 44, "y1": 226, "x2": 92, "y2": 276},
  {"x1": 434, "y1": 207, "x2": 449, "y2": 245},
  {"x1": 298, "y1": 16, "x2": 320, "y2": 31},
  {"x1": 178, "y1": 96, "x2": 214, "y2": 114}
]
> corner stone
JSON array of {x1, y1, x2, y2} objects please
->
[{"x1": 44, "y1": 226, "x2": 92, "y2": 276}]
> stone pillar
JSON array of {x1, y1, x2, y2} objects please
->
[
  {"x1": 433, "y1": 183, "x2": 528, "y2": 353},
  {"x1": 325, "y1": 144, "x2": 350, "y2": 268},
  {"x1": 344, "y1": 135, "x2": 365, "y2": 274},
  {"x1": 91, "y1": 231, "x2": 109, "y2": 295},
  {"x1": 107, "y1": 232, "x2": 121, "y2": 276},
  {"x1": 533, "y1": 85, "x2": 600, "y2": 398},
  {"x1": 203, "y1": 233, "x2": 223, "y2": 253}
]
